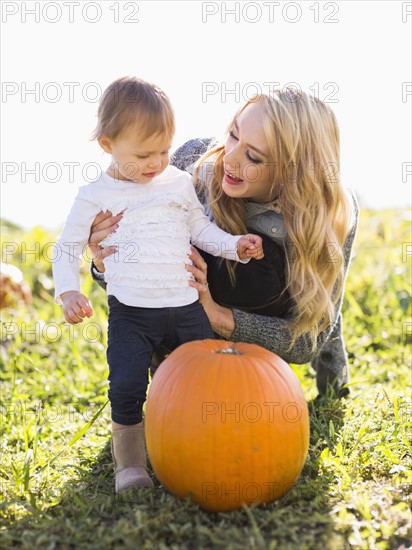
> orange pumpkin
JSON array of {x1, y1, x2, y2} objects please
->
[{"x1": 145, "y1": 340, "x2": 309, "y2": 512}]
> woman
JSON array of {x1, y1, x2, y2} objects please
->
[{"x1": 89, "y1": 89, "x2": 358, "y2": 397}]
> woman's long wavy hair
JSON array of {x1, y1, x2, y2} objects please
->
[{"x1": 194, "y1": 89, "x2": 354, "y2": 349}]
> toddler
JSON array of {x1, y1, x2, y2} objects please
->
[{"x1": 53, "y1": 76, "x2": 264, "y2": 493}]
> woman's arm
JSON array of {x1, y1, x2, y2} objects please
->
[
  {"x1": 187, "y1": 246, "x2": 235, "y2": 338},
  {"x1": 170, "y1": 138, "x2": 215, "y2": 171},
  {"x1": 232, "y1": 198, "x2": 359, "y2": 363},
  {"x1": 189, "y1": 208, "x2": 359, "y2": 365},
  {"x1": 187, "y1": 247, "x2": 309, "y2": 359}
]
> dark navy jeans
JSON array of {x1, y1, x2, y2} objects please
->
[{"x1": 106, "y1": 295, "x2": 214, "y2": 425}]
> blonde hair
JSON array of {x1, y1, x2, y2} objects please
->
[
  {"x1": 91, "y1": 76, "x2": 175, "y2": 141},
  {"x1": 195, "y1": 89, "x2": 354, "y2": 349}
]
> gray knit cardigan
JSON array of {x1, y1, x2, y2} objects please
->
[{"x1": 170, "y1": 138, "x2": 359, "y2": 394}]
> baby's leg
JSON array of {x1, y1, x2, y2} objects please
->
[
  {"x1": 150, "y1": 338, "x2": 178, "y2": 378},
  {"x1": 106, "y1": 296, "x2": 168, "y2": 492},
  {"x1": 172, "y1": 300, "x2": 215, "y2": 345}
]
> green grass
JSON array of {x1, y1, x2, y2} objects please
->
[{"x1": 0, "y1": 209, "x2": 411, "y2": 549}]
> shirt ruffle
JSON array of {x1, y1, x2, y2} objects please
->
[
  {"x1": 99, "y1": 193, "x2": 194, "y2": 290},
  {"x1": 105, "y1": 270, "x2": 192, "y2": 289}
]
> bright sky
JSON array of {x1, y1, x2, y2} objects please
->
[{"x1": 1, "y1": 0, "x2": 411, "y2": 230}]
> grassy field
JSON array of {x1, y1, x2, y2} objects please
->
[{"x1": 0, "y1": 209, "x2": 411, "y2": 549}]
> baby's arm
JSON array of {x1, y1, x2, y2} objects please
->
[
  {"x1": 186, "y1": 179, "x2": 264, "y2": 262},
  {"x1": 53, "y1": 186, "x2": 101, "y2": 320}
]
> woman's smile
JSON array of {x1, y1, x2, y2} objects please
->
[{"x1": 224, "y1": 171, "x2": 244, "y2": 185}]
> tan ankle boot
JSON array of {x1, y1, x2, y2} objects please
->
[{"x1": 111, "y1": 422, "x2": 154, "y2": 493}]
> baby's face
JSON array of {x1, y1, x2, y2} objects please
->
[{"x1": 100, "y1": 129, "x2": 172, "y2": 183}]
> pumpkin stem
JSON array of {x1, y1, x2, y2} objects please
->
[{"x1": 215, "y1": 347, "x2": 241, "y2": 355}]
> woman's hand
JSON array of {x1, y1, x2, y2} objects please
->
[
  {"x1": 187, "y1": 246, "x2": 235, "y2": 339},
  {"x1": 88, "y1": 211, "x2": 122, "y2": 272}
]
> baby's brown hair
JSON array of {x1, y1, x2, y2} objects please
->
[{"x1": 92, "y1": 76, "x2": 175, "y2": 141}]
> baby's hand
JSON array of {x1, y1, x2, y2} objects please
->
[
  {"x1": 61, "y1": 291, "x2": 93, "y2": 324},
  {"x1": 237, "y1": 234, "x2": 264, "y2": 260}
]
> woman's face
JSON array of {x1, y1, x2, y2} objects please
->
[{"x1": 222, "y1": 101, "x2": 276, "y2": 203}]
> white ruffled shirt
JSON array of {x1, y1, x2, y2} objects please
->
[{"x1": 53, "y1": 165, "x2": 246, "y2": 307}]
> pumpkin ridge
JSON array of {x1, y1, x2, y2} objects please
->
[
  {"x1": 269, "y1": 360, "x2": 309, "y2": 478},
  {"x1": 243, "y1": 357, "x2": 259, "y2": 502},
  {"x1": 146, "y1": 356, "x2": 181, "y2": 490},
  {"x1": 249, "y1": 358, "x2": 271, "y2": 499},
  {"x1": 175, "y1": 352, "x2": 199, "y2": 497},
  {"x1": 211, "y1": 347, "x2": 222, "y2": 502}
]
